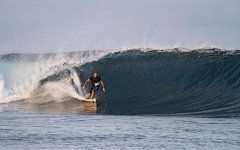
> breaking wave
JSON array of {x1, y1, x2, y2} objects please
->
[{"x1": 1, "y1": 48, "x2": 240, "y2": 117}]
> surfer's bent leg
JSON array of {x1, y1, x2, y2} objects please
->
[
  {"x1": 87, "y1": 87, "x2": 93, "y2": 99},
  {"x1": 88, "y1": 86, "x2": 99, "y2": 98},
  {"x1": 87, "y1": 92, "x2": 91, "y2": 99},
  {"x1": 91, "y1": 90, "x2": 95, "y2": 98}
]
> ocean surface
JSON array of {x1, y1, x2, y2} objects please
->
[{"x1": 1, "y1": 49, "x2": 240, "y2": 149}]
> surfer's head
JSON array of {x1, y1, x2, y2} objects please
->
[{"x1": 93, "y1": 71, "x2": 98, "y2": 77}]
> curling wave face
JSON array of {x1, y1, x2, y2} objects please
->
[{"x1": 1, "y1": 48, "x2": 240, "y2": 117}]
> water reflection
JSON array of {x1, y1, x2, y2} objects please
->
[{"x1": 0, "y1": 99, "x2": 98, "y2": 115}]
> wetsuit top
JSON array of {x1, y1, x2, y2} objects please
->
[{"x1": 89, "y1": 76, "x2": 102, "y2": 87}]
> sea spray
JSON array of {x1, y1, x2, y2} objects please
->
[
  {"x1": 33, "y1": 82, "x2": 84, "y2": 103},
  {"x1": 0, "y1": 74, "x2": 5, "y2": 100},
  {"x1": 0, "y1": 74, "x2": 21, "y2": 103}
]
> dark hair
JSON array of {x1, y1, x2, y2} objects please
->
[{"x1": 94, "y1": 71, "x2": 97, "y2": 74}]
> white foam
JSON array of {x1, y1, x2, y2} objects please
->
[
  {"x1": 37, "y1": 82, "x2": 85, "y2": 103},
  {"x1": 0, "y1": 74, "x2": 21, "y2": 103},
  {"x1": 0, "y1": 74, "x2": 6, "y2": 100}
]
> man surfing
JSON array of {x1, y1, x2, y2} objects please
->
[{"x1": 82, "y1": 71, "x2": 105, "y2": 99}]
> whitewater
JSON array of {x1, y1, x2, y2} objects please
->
[{"x1": 0, "y1": 50, "x2": 114, "y2": 103}]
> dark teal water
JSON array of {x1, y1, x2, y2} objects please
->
[{"x1": 78, "y1": 50, "x2": 240, "y2": 116}]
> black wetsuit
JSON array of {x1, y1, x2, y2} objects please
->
[{"x1": 88, "y1": 76, "x2": 102, "y2": 93}]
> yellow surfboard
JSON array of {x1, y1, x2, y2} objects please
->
[{"x1": 78, "y1": 98, "x2": 96, "y2": 103}]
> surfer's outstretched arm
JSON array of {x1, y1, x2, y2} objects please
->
[
  {"x1": 83, "y1": 79, "x2": 90, "y2": 89},
  {"x1": 100, "y1": 80, "x2": 105, "y2": 92}
]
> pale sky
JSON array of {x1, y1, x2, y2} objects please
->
[{"x1": 0, "y1": 0, "x2": 240, "y2": 53}]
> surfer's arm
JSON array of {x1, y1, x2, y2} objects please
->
[
  {"x1": 100, "y1": 80, "x2": 105, "y2": 92},
  {"x1": 83, "y1": 79, "x2": 90, "y2": 89}
]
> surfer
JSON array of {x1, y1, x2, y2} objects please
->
[{"x1": 82, "y1": 71, "x2": 105, "y2": 99}]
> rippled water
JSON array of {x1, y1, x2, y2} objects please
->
[{"x1": 1, "y1": 111, "x2": 240, "y2": 150}]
